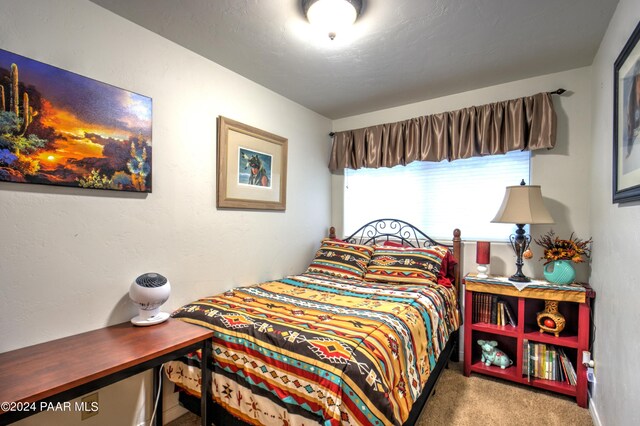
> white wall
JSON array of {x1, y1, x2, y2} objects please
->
[
  {"x1": 589, "y1": 0, "x2": 640, "y2": 424},
  {"x1": 0, "y1": 0, "x2": 331, "y2": 424},
  {"x1": 332, "y1": 67, "x2": 593, "y2": 282}
]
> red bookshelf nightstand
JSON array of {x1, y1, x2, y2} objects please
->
[{"x1": 463, "y1": 273, "x2": 595, "y2": 408}]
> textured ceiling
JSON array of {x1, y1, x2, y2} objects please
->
[{"x1": 90, "y1": 0, "x2": 619, "y2": 119}]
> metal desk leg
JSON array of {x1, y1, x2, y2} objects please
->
[
  {"x1": 153, "y1": 364, "x2": 162, "y2": 426},
  {"x1": 201, "y1": 338, "x2": 212, "y2": 426}
]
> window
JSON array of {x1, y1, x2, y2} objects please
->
[{"x1": 343, "y1": 151, "x2": 530, "y2": 241}]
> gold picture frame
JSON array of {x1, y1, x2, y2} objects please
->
[{"x1": 217, "y1": 116, "x2": 287, "y2": 210}]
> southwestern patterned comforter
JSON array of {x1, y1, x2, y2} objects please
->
[{"x1": 166, "y1": 273, "x2": 459, "y2": 426}]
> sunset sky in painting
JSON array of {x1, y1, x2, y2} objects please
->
[{"x1": 0, "y1": 48, "x2": 152, "y2": 187}]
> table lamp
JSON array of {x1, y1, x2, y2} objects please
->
[
  {"x1": 476, "y1": 241, "x2": 491, "y2": 278},
  {"x1": 492, "y1": 180, "x2": 554, "y2": 282}
]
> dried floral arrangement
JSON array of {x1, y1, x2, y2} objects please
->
[{"x1": 534, "y1": 231, "x2": 592, "y2": 265}]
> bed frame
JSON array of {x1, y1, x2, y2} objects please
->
[{"x1": 177, "y1": 219, "x2": 462, "y2": 426}]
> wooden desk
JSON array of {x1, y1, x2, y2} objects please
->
[{"x1": 0, "y1": 319, "x2": 213, "y2": 425}]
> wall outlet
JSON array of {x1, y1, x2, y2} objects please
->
[{"x1": 80, "y1": 392, "x2": 99, "y2": 421}]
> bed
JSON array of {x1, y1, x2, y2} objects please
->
[{"x1": 166, "y1": 219, "x2": 462, "y2": 426}]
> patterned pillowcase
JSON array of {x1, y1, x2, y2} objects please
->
[
  {"x1": 364, "y1": 245, "x2": 449, "y2": 285},
  {"x1": 306, "y1": 239, "x2": 374, "y2": 279}
]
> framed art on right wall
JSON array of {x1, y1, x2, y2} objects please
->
[{"x1": 614, "y1": 21, "x2": 640, "y2": 203}]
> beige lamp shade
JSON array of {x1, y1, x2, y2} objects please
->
[{"x1": 492, "y1": 185, "x2": 554, "y2": 225}]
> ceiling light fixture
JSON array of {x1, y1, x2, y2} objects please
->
[{"x1": 303, "y1": 0, "x2": 362, "y2": 40}]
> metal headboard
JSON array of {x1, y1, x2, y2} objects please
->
[
  {"x1": 329, "y1": 218, "x2": 462, "y2": 292},
  {"x1": 337, "y1": 219, "x2": 449, "y2": 247}
]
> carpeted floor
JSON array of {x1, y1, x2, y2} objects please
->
[
  {"x1": 167, "y1": 362, "x2": 593, "y2": 426},
  {"x1": 418, "y1": 362, "x2": 592, "y2": 425}
]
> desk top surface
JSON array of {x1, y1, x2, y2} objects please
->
[{"x1": 0, "y1": 318, "x2": 213, "y2": 407}]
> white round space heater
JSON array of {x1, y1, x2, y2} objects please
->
[{"x1": 129, "y1": 272, "x2": 171, "y2": 326}]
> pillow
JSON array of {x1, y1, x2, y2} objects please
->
[
  {"x1": 365, "y1": 245, "x2": 448, "y2": 285},
  {"x1": 306, "y1": 239, "x2": 374, "y2": 279},
  {"x1": 382, "y1": 240, "x2": 406, "y2": 247},
  {"x1": 437, "y1": 250, "x2": 458, "y2": 288}
]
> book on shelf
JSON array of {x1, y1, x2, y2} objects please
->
[
  {"x1": 472, "y1": 293, "x2": 487, "y2": 323},
  {"x1": 559, "y1": 347, "x2": 577, "y2": 385},
  {"x1": 482, "y1": 293, "x2": 487, "y2": 323},
  {"x1": 495, "y1": 301, "x2": 515, "y2": 327},
  {"x1": 501, "y1": 300, "x2": 517, "y2": 327},
  {"x1": 523, "y1": 339, "x2": 529, "y2": 380},
  {"x1": 483, "y1": 293, "x2": 490, "y2": 323},
  {"x1": 490, "y1": 295, "x2": 498, "y2": 324},
  {"x1": 522, "y1": 341, "x2": 577, "y2": 385},
  {"x1": 472, "y1": 293, "x2": 517, "y2": 327},
  {"x1": 528, "y1": 339, "x2": 534, "y2": 382}
]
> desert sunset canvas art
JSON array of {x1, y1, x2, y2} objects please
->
[{"x1": 0, "y1": 49, "x2": 152, "y2": 192}]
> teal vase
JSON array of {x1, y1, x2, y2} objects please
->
[{"x1": 543, "y1": 260, "x2": 576, "y2": 284}]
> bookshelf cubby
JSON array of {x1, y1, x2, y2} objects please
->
[{"x1": 463, "y1": 273, "x2": 595, "y2": 408}]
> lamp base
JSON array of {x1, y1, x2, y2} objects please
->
[
  {"x1": 507, "y1": 224, "x2": 532, "y2": 283},
  {"x1": 476, "y1": 264, "x2": 488, "y2": 278},
  {"x1": 508, "y1": 273, "x2": 531, "y2": 283}
]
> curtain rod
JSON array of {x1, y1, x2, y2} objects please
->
[
  {"x1": 328, "y1": 88, "x2": 566, "y2": 137},
  {"x1": 548, "y1": 88, "x2": 566, "y2": 95}
]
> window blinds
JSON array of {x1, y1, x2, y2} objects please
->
[{"x1": 344, "y1": 150, "x2": 530, "y2": 240}]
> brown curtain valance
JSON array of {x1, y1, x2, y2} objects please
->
[{"x1": 329, "y1": 92, "x2": 557, "y2": 172}]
